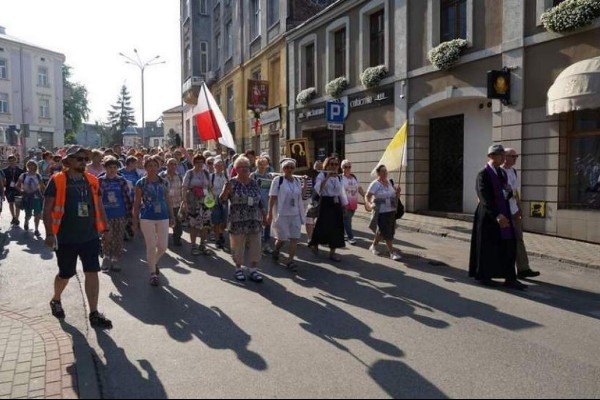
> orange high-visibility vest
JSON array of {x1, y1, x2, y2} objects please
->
[{"x1": 50, "y1": 172, "x2": 106, "y2": 236}]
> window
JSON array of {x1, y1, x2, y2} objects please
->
[
  {"x1": 0, "y1": 93, "x2": 8, "y2": 113},
  {"x1": 252, "y1": 69, "x2": 262, "y2": 81},
  {"x1": 154, "y1": 139, "x2": 160, "y2": 147},
  {"x1": 200, "y1": 42, "x2": 209, "y2": 74},
  {"x1": 334, "y1": 28, "x2": 346, "y2": 78},
  {"x1": 215, "y1": 91, "x2": 222, "y2": 108},
  {"x1": 40, "y1": 99, "x2": 50, "y2": 118},
  {"x1": 38, "y1": 67, "x2": 49, "y2": 87},
  {"x1": 270, "y1": 58, "x2": 281, "y2": 107},
  {"x1": 268, "y1": 0, "x2": 279, "y2": 27},
  {"x1": 199, "y1": 0, "x2": 208, "y2": 15},
  {"x1": 226, "y1": 84, "x2": 234, "y2": 122},
  {"x1": 568, "y1": 109, "x2": 600, "y2": 210},
  {"x1": 441, "y1": 0, "x2": 467, "y2": 42},
  {"x1": 185, "y1": 45, "x2": 192, "y2": 78},
  {"x1": 369, "y1": 10, "x2": 385, "y2": 67},
  {"x1": 250, "y1": 0, "x2": 261, "y2": 39},
  {"x1": 0, "y1": 59, "x2": 7, "y2": 79},
  {"x1": 225, "y1": 20, "x2": 233, "y2": 59},
  {"x1": 215, "y1": 33, "x2": 222, "y2": 67},
  {"x1": 305, "y1": 43, "x2": 315, "y2": 88}
]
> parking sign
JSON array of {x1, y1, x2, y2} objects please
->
[{"x1": 326, "y1": 101, "x2": 345, "y2": 123}]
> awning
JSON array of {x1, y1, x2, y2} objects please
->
[{"x1": 547, "y1": 56, "x2": 600, "y2": 116}]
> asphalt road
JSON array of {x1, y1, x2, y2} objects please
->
[{"x1": 1, "y1": 214, "x2": 600, "y2": 399}]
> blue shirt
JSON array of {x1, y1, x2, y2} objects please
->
[
  {"x1": 100, "y1": 176, "x2": 129, "y2": 220},
  {"x1": 119, "y1": 168, "x2": 140, "y2": 200},
  {"x1": 136, "y1": 177, "x2": 170, "y2": 221}
]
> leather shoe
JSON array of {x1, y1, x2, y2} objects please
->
[
  {"x1": 504, "y1": 279, "x2": 528, "y2": 291},
  {"x1": 517, "y1": 270, "x2": 541, "y2": 279},
  {"x1": 479, "y1": 279, "x2": 501, "y2": 288}
]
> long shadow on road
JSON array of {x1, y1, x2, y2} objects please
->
[{"x1": 108, "y1": 270, "x2": 267, "y2": 372}]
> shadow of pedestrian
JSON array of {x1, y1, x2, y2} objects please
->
[
  {"x1": 369, "y1": 359, "x2": 448, "y2": 399},
  {"x1": 12, "y1": 230, "x2": 54, "y2": 260},
  {"x1": 108, "y1": 272, "x2": 267, "y2": 372}
]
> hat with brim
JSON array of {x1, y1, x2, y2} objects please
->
[
  {"x1": 63, "y1": 145, "x2": 91, "y2": 160},
  {"x1": 487, "y1": 144, "x2": 506, "y2": 156}
]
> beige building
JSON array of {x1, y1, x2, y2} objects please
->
[
  {"x1": 288, "y1": 0, "x2": 600, "y2": 243},
  {"x1": 162, "y1": 105, "x2": 184, "y2": 145}
]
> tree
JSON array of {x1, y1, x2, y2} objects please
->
[
  {"x1": 64, "y1": 130, "x2": 78, "y2": 145},
  {"x1": 63, "y1": 65, "x2": 90, "y2": 139},
  {"x1": 107, "y1": 85, "x2": 136, "y2": 145}
]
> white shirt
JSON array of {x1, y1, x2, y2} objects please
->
[
  {"x1": 502, "y1": 166, "x2": 520, "y2": 215},
  {"x1": 211, "y1": 172, "x2": 228, "y2": 198},
  {"x1": 269, "y1": 177, "x2": 305, "y2": 220},
  {"x1": 342, "y1": 175, "x2": 360, "y2": 211},
  {"x1": 314, "y1": 172, "x2": 349, "y2": 207},
  {"x1": 367, "y1": 180, "x2": 397, "y2": 214}
]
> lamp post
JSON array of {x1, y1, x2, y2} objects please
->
[{"x1": 119, "y1": 49, "x2": 165, "y2": 147}]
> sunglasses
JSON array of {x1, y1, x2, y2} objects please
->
[{"x1": 343, "y1": 166, "x2": 351, "y2": 169}]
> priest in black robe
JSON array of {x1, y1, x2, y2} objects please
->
[{"x1": 469, "y1": 144, "x2": 528, "y2": 291}]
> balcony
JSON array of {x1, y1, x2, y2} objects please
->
[{"x1": 182, "y1": 75, "x2": 205, "y2": 105}]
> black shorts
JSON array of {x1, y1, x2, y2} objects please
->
[
  {"x1": 56, "y1": 238, "x2": 101, "y2": 279},
  {"x1": 377, "y1": 212, "x2": 397, "y2": 241},
  {"x1": 6, "y1": 189, "x2": 18, "y2": 203}
]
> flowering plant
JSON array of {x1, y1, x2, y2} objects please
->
[
  {"x1": 541, "y1": 0, "x2": 600, "y2": 33},
  {"x1": 326, "y1": 77, "x2": 349, "y2": 98},
  {"x1": 428, "y1": 39, "x2": 468, "y2": 70},
  {"x1": 360, "y1": 65, "x2": 388, "y2": 89},
  {"x1": 296, "y1": 88, "x2": 317, "y2": 106}
]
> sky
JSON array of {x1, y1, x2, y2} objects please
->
[{"x1": 1, "y1": 0, "x2": 182, "y2": 126}]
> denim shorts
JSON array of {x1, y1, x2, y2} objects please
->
[
  {"x1": 56, "y1": 238, "x2": 101, "y2": 279},
  {"x1": 211, "y1": 202, "x2": 229, "y2": 225}
]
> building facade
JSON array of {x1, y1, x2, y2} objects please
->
[
  {"x1": 287, "y1": 0, "x2": 600, "y2": 243},
  {"x1": 0, "y1": 26, "x2": 65, "y2": 152},
  {"x1": 162, "y1": 105, "x2": 184, "y2": 147}
]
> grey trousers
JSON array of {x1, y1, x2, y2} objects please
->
[{"x1": 513, "y1": 215, "x2": 530, "y2": 272}]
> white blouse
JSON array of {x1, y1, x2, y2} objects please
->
[{"x1": 314, "y1": 173, "x2": 349, "y2": 207}]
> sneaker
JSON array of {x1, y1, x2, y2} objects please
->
[
  {"x1": 370, "y1": 245, "x2": 381, "y2": 256},
  {"x1": 263, "y1": 244, "x2": 274, "y2": 254},
  {"x1": 192, "y1": 245, "x2": 201, "y2": 256},
  {"x1": 391, "y1": 252, "x2": 403, "y2": 261},
  {"x1": 100, "y1": 257, "x2": 111, "y2": 272},
  {"x1": 50, "y1": 300, "x2": 65, "y2": 319},
  {"x1": 347, "y1": 238, "x2": 357, "y2": 245},
  {"x1": 34, "y1": 230, "x2": 41, "y2": 238},
  {"x1": 150, "y1": 274, "x2": 160, "y2": 287},
  {"x1": 110, "y1": 259, "x2": 121, "y2": 272},
  {"x1": 24, "y1": 222, "x2": 29, "y2": 231},
  {"x1": 89, "y1": 312, "x2": 113, "y2": 329}
]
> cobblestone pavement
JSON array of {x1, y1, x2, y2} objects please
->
[
  {"x1": 0, "y1": 307, "x2": 78, "y2": 399},
  {"x1": 356, "y1": 212, "x2": 600, "y2": 269}
]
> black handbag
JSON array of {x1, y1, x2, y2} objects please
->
[{"x1": 396, "y1": 199, "x2": 405, "y2": 220}]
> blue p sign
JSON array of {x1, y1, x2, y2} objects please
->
[{"x1": 326, "y1": 102, "x2": 345, "y2": 123}]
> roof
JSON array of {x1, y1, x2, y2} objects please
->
[
  {"x1": 0, "y1": 30, "x2": 66, "y2": 60},
  {"x1": 163, "y1": 105, "x2": 185, "y2": 114}
]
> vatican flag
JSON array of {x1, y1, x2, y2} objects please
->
[{"x1": 371, "y1": 122, "x2": 408, "y2": 177}]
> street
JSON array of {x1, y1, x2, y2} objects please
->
[{"x1": 1, "y1": 213, "x2": 600, "y2": 399}]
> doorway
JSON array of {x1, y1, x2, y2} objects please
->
[
  {"x1": 311, "y1": 129, "x2": 345, "y2": 162},
  {"x1": 429, "y1": 115, "x2": 464, "y2": 212}
]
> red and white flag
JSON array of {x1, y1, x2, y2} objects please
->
[{"x1": 193, "y1": 83, "x2": 236, "y2": 151}]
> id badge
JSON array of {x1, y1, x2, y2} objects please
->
[
  {"x1": 154, "y1": 203, "x2": 162, "y2": 214},
  {"x1": 78, "y1": 202, "x2": 90, "y2": 218},
  {"x1": 248, "y1": 197, "x2": 255, "y2": 207}
]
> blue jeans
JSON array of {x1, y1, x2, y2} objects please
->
[{"x1": 343, "y1": 210, "x2": 355, "y2": 240}]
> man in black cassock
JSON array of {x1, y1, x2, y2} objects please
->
[{"x1": 469, "y1": 144, "x2": 528, "y2": 291}]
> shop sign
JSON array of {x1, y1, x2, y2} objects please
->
[
  {"x1": 260, "y1": 108, "x2": 280, "y2": 125},
  {"x1": 297, "y1": 106, "x2": 326, "y2": 121},
  {"x1": 348, "y1": 86, "x2": 394, "y2": 110}
]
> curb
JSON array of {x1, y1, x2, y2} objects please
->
[{"x1": 355, "y1": 213, "x2": 600, "y2": 271}]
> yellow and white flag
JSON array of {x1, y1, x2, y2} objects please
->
[{"x1": 371, "y1": 122, "x2": 408, "y2": 177}]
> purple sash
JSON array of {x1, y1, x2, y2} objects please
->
[{"x1": 485, "y1": 165, "x2": 514, "y2": 240}]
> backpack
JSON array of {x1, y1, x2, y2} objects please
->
[{"x1": 211, "y1": 171, "x2": 229, "y2": 187}]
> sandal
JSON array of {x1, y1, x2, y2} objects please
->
[
  {"x1": 285, "y1": 262, "x2": 298, "y2": 272},
  {"x1": 234, "y1": 270, "x2": 247, "y2": 282},
  {"x1": 150, "y1": 274, "x2": 160, "y2": 287},
  {"x1": 89, "y1": 312, "x2": 113, "y2": 330},
  {"x1": 249, "y1": 271, "x2": 264, "y2": 283},
  {"x1": 199, "y1": 245, "x2": 212, "y2": 256}
]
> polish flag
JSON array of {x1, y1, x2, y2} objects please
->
[{"x1": 193, "y1": 83, "x2": 237, "y2": 151}]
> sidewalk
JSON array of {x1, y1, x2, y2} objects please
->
[
  {"x1": 0, "y1": 307, "x2": 78, "y2": 399},
  {"x1": 356, "y1": 211, "x2": 600, "y2": 270}
]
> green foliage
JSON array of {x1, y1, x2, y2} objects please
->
[
  {"x1": 64, "y1": 130, "x2": 77, "y2": 145},
  {"x1": 63, "y1": 65, "x2": 90, "y2": 137},
  {"x1": 296, "y1": 87, "x2": 317, "y2": 106},
  {"x1": 326, "y1": 77, "x2": 349, "y2": 98},
  {"x1": 360, "y1": 65, "x2": 388, "y2": 89},
  {"x1": 428, "y1": 39, "x2": 468, "y2": 70},
  {"x1": 107, "y1": 85, "x2": 137, "y2": 145}
]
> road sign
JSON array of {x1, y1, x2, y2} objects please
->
[
  {"x1": 326, "y1": 101, "x2": 345, "y2": 123},
  {"x1": 327, "y1": 123, "x2": 344, "y2": 130}
]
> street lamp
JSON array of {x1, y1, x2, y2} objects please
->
[{"x1": 119, "y1": 49, "x2": 165, "y2": 147}]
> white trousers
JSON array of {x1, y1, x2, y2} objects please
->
[{"x1": 140, "y1": 219, "x2": 170, "y2": 274}]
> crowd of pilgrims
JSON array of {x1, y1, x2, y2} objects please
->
[{"x1": 0, "y1": 145, "x2": 404, "y2": 287}]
